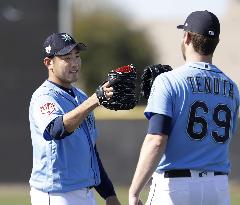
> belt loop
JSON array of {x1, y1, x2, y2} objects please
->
[{"x1": 199, "y1": 171, "x2": 208, "y2": 177}]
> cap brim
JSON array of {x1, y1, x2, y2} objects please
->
[
  {"x1": 55, "y1": 42, "x2": 87, "y2": 56},
  {"x1": 76, "y1": 42, "x2": 87, "y2": 51},
  {"x1": 177, "y1": 25, "x2": 184, "y2": 29}
]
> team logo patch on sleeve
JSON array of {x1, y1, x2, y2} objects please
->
[{"x1": 40, "y1": 102, "x2": 56, "y2": 115}]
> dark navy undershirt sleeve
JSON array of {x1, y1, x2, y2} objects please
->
[
  {"x1": 94, "y1": 146, "x2": 116, "y2": 199},
  {"x1": 148, "y1": 113, "x2": 172, "y2": 135},
  {"x1": 44, "y1": 116, "x2": 72, "y2": 140}
]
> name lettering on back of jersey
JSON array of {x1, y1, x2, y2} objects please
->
[
  {"x1": 187, "y1": 76, "x2": 234, "y2": 99},
  {"x1": 40, "y1": 102, "x2": 56, "y2": 115}
]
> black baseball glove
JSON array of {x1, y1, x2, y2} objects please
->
[
  {"x1": 140, "y1": 64, "x2": 172, "y2": 99},
  {"x1": 96, "y1": 64, "x2": 138, "y2": 111}
]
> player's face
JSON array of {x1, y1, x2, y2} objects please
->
[{"x1": 50, "y1": 48, "x2": 81, "y2": 88}]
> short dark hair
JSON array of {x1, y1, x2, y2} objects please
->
[{"x1": 189, "y1": 32, "x2": 219, "y2": 55}]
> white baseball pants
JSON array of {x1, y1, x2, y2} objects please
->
[
  {"x1": 146, "y1": 170, "x2": 230, "y2": 205},
  {"x1": 30, "y1": 187, "x2": 97, "y2": 205}
]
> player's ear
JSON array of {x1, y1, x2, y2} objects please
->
[
  {"x1": 43, "y1": 57, "x2": 54, "y2": 70},
  {"x1": 184, "y1": 32, "x2": 192, "y2": 45}
]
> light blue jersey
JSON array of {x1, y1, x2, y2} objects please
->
[
  {"x1": 145, "y1": 62, "x2": 239, "y2": 173},
  {"x1": 29, "y1": 80, "x2": 100, "y2": 193}
]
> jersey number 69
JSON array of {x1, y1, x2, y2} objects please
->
[{"x1": 186, "y1": 101, "x2": 232, "y2": 143}]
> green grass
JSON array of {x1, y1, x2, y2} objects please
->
[
  {"x1": 0, "y1": 184, "x2": 30, "y2": 205},
  {"x1": 0, "y1": 183, "x2": 239, "y2": 205}
]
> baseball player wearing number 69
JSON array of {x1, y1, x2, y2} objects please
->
[{"x1": 129, "y1": 10, "x2": 239, "y2": 205}]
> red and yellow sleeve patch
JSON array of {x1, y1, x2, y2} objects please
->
[{"x1": 40, "y1": 102, "x2": 56, "y2": 115}]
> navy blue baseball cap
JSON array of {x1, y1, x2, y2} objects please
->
[
  {"x1": 43, "y1": 32, "x2": 87, "y2": 58},
  {"x1": 177, "y1": 10, "x2": 220, "y2": 38}
]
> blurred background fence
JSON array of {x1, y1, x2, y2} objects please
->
[{"x1": 0, "y1": 0, "x2": 58, "y2": 182}]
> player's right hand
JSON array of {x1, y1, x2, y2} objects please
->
[{"x1": 128, "y1": 195, "x2": 144, "y2": 205}]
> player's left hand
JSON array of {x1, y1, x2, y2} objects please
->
[{"x1": 106, "y1": 195, "x2": 121, "y2": 205}]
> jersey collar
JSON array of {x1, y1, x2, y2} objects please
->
[
  {"x1": 44, "y1": 80, "x2": 78, "y2": 105},
  {"x1": 186, "y1": 62, "x2": 222, "y2": 73},
  {"x1": 47, "y1": 80, "x2": 75, "y2": 98}
]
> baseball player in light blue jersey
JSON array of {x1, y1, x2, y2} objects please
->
[
  {"x1": 129, "y1": 10, "x2": 239, "y2": 205},
  {"x1": 29, "y1": 32, "x2": 121, "y2": 205}
]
